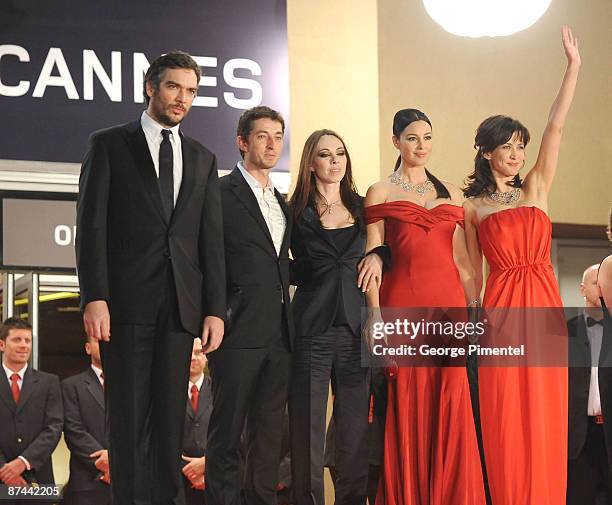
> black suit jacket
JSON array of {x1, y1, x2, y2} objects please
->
[
  {"x1": 61, "y1": 368, "x2": 109, "y2": 494},
  {"x1": 182, "y1": 375, "x2": 213, "y2": 458},
  {"x1": 0, "y1": 367, "x2": 63, "y2": 485},
  {"x1": 290, "y1": 201, "x2": 366, "y2": 338},
  {"x1": 568, "y1": 314, "x2": 612, "y2": 461},
  {"x1": 76, "y1": 120, "x2": 226, "y2": 336},
  {"x1": 219, "y1": 167, "x2": 293, "y2": 348}
]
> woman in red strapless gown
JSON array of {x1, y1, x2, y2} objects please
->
[
  {"x1": 463, "y1": 27, "x2": 581, "y2": 505},
  {"x1": 365, "y1": 109, "x2": 485, "y2": 505}
]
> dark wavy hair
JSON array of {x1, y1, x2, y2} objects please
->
[
  {"x1": 143, "y1": 51, "x2": 201, "y2": 106},
  {"x1": 289, "y1": 129, "x2": 360, "y2": 221},
  {"x1": 392, "y1": 109, "x2": 449, "y2": 199},
  {"x1": 463, "y1": 115, "x2": 530, "y2": 198}
]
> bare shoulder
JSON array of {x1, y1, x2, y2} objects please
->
[
  {"x1": 365, "y1": 180, "x2": 390, "y2": 206},
  {"x1": 462, "y1": 196, "x2": 482, "y2": 225}
]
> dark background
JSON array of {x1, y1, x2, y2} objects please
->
[{"x1": 0, "y1": 0, "x2": 290, "y2": 171}]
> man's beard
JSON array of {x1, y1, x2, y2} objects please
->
[{"x1": 151, "y1": 101, "x2": 185, "y2": 127}]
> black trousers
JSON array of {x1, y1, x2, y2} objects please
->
[
  {"x1": 567, "y1": 419, "x2": 612, "y2": 505},
  {"x1": 101, "y1": 269, "x2": 194, "y2": 505},
  {"x1": 183, "y1": 479, "x2": 205, "y2": 505},
  {"x1": 289, "y1": 326, "x2": 369, "y2": 505},
  {"x1": 205, "y1": 330, "x2": 291, "y2": 505}
]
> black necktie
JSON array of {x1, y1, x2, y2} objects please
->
[
  {"x1": 587, "y1": 317, "x2": 603, "y2": 328},
  {"x1": 159, "y1": 129, "x2": 174, "y2": 220}
]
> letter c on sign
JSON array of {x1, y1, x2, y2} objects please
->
[{"x1": 0, "y1": 45, "x2": 30, "y2": 97}]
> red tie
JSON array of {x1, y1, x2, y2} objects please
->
[
  {"x1": 191, "y1": 384, "x2": 199, "y2": 413},
  {"x1": 10, "y1": 373, "x2": 20, "y2": 404}
]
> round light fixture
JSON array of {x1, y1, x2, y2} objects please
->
[{"x1": 422, "y1": 0, "x2": 552, "y2": 37}]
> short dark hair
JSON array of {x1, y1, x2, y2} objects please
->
[
  {"x1": 464, "y1": 115, "x2": 530, "y2": 198},
  {"x1": 143, "y1": 51, "x2": 201, "y2": 106},
  {"x1": 0, "y1": 317, "x2": 32, "y2": 341},
  {"x1": 236, "y1": 106, "x2": 285, "y2": 158}
]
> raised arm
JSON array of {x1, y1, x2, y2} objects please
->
[{"x1": 525, "y1": 25, "x2": 581, "y2": 196}]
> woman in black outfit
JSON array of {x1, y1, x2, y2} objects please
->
[{"x1": 288, "y1": 129, "x2": 383, "y2": 505}]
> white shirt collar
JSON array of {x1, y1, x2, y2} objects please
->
[
  {"x1": 237, "y1": 161, "x2": 275, "y2": 192},
  {"x1": 189, "y1": 374, "x2": 204, "y2": 393},
  {"x1": 3, "y1": 362, "x2": 28, "y2": 382},
  {"x1": 91, "y1": 364, "x2": 104, "y2": 384},
  {"x1": 141, "y1": 110, "x2": 180, "y2": 143}
]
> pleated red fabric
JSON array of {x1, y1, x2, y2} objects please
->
[
  {"x1": 366, "y1": 200, "x2": 486, "y2": 505},
  {"x1": 478, "y1": 206, "x2": 567, "y2": 505}
]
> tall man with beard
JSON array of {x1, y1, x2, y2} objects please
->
[
  {"x1": 205, "y1": 106, "x2": 293, "y2": 505},
  {"x1": 76, "y1": 51, "x2": 226, "y2": 505}
]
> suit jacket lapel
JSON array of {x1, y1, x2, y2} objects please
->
[
  {"x1": 230, "y1": 167, "x2": 277, "y2": 254},
  {"x1": 127, "y1": 121, "x2": 168, "y2": 224},
  {"x1": 171, "y1": 134, "x2": 196, "y2": 225},
  {"x1": 16, "y1": 367, "x2": 37, "y2": 414},
  {"x1": 85, "y1": 368, "x2": 104, "y2": 409},
  {"x1": 301, "y1": 206, "x2": 338, "y2": 252},
  {"x1": 275, "y1": 189, "x2": 292, "y2": 256},
  {"x1": 0, "y1": 372, "x2": 16, "y2": 413}
]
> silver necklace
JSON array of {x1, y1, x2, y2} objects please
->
[
  {"x1": 389, "y1": 171, "x2": 434, "y2": 196},
  {"x1": 487, "y1": 187, "x2": 521, "y2": 205}
]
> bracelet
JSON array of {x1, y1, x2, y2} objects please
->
[{"x1": 467, "y1": 299, "x2": 481, "y2": 307}]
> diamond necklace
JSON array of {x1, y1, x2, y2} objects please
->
[
  {"x1": 389, "y1": 171, "x2": 434, "y2": 196},
  {"x1": 487, "y1": 187, "x2": 521, "y2": 205}
]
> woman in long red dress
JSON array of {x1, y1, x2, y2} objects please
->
[
  {"x1": 463, "y1": 26, "x2": 581, "y2": 505},
  {"x1": 365, "y1": 109, "x2": 485, "y2": 505}
]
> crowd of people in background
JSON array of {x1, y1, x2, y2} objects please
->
[{"x1": 1, "y1": 24, "x2": 612, "y2": 505}]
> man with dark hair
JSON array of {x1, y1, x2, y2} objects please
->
[
  {"x1": 205, "y1": 106, "x2": 293, "y2": 505},
  {"x1": 0, "y1": 317, "x2": 63, "y2": 504},
  {"x1": 76, "y1": 50, "x2": 226, "y2": 505},
  {"x1": 61, "y1": 334, "x2": 110, "y2": 505}
]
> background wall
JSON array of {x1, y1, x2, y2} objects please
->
[
  {"x1": 287, "y1": 0, "x2": 610, "y2": 226},
  {"x1": 287, "y1": 0, "x2": 381, "y2": 196},
  {"x1": 376, "y1": 0, "x2": 611, "y2": 225}
]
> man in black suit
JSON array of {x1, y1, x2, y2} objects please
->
[
  {"x1": 181, "y1": 337, "x2": 213, "y2": 504},
  {"x1": 62, "y1": 334, "x2": 110, "y2": 505},
  {"x1": 0, "y1": 317, "x2": 63, "y2": 504},
  {"x1": 205, "y1": 106, "x2": 293, "y2": 505},
  {"x1": 76, "y1": 51, "x2": 226, "y2": 505},
  {"x1": 568, "y1": 264, "x2": 611, "y2": 504}
]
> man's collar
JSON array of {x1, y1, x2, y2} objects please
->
[
  {"x1": 190, "y1": 373, "x2": 205, "y2": 390},
  {"x1": 3, "y1": 362, "x2": 28, "y2": 380},
  {"x1": 141, "y1": 110, "x2": 180, "y2": 140},
  {"x1": 237, "y1": 161, "x2": 274, "y2": 191}
]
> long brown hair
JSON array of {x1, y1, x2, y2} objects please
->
[{"x1": 289, "y1": 129, "x2": 360, "y2": 220}]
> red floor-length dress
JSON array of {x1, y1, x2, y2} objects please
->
[
  {"x1": 478, "y1": 206, "x2": 567, "y2": 505},
  {"x1": 366, "y1": 200, "x2": 486, "y2": 505}
]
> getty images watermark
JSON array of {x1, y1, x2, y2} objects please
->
[
  {"x1": 369, "y1": 317, "x2": 524, "y2": 358},
  {"x1": 361, "y1": 307, "x2": 584, "y2": 367}
]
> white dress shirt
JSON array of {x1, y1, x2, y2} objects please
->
[
  {"x1": 91, "y1": 364, "x2": 104, "y2": 387},
  {"x1": 585, "y1": 311, "x2": 604, "y2": 416},
  {"x1": 3, "y1": 362, "x2": 27, "y2": 388},
  {"x1": 141, "y1": 111, "x2": 183, "y2": 205},
  {"x1": 237, "y1": 162, "x2": 286, "y2": 255},
  {"x1": 188, "y1": 374, "x2": 205, "y2": 400},
  {"x1": 3, "y1": 362, "x2": 31, "y2": 469}
]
